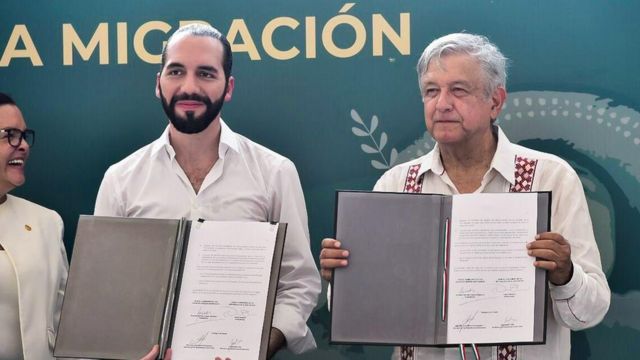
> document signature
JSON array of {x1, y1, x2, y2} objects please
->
[
  {"x1": 228, "y1": 338, "x2": 243, "y2": 348},
  {"x1": 187, "y1": 331, "x2": 211, "y2": 346},
  {"x1": 458, "y1": 311, "x2": 479, "y2": 333}
]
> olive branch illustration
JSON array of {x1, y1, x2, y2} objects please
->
[{"x1": 350, "y1": 109, "x2": 398, "y2": 170}]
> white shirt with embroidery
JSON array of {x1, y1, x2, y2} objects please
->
[
  {"x1": 374, "y1": 127, "x2": 610, "y2": 360},
  {"x1": 94, "y1": 119, "x2": 321, "y2": 354}
]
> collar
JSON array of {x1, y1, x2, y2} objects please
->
[
  {"x1": 414, "y1": 126, "x2": 516, "y2": 186},
  {"x1": 150, "y1": 118, "x2": 240, "y2": 160}
]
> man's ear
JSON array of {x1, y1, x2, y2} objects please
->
[
  {"x1": 490, "y1": 86, "x2": 507, "y2": 118},
  {"x1": 155, "y1": 72, "x2": 161, "y2": 99},
  {"x1": 224, "y1": 76, "x2": 235, "y2": 102}
]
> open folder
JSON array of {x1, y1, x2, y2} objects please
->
[
  {"x1": 54, "y1": 216, "x2": 286, "y2": 360},
  {"x1": 330, "y1": 191, "x2": 550, "y2": 347}
]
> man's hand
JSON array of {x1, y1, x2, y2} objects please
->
[
  {"x1": 140, "y1": 345, "x2": 171, "y2": 360},
  {"x1": 319, "y1": 238, "x2": 350, "y2": 282},
  {"x1": 527, "y1": 232, "x2": 573, "y2": 285},
  {"x1": 267, "y1": 327, "x2": 285, "y2": 358}
]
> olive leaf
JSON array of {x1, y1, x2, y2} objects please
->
[
  {"x1": 370, "y1": 115, "x2": 378, "y2": 133},
  {"x1": 390, "y1": 148, "x2": 398, "y2": 166},
  {"x1": 371, "y1": 160, "x2": 388, "y2": 170},
  {"x1": 350, "y1": 109, "x2": 398, "y2": 171},
  {"x1": 350, "y1": 109, "x2": 365, "y2": 125},
  {"x1": 361, "y1": 144, "x2": 377, "y2": 153},
  {"x1": 352, "y1": 127, "x2": 369, "y2": 137},
  {"x1": 379, "y1": 132, "x2": 387, "y2": 150}
]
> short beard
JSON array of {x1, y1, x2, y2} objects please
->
[{"x1": 159, "y1": 85, "x2": 226, "y2": 134}]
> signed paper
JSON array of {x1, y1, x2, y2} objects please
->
[
  {"x1": 447, "y1": 193, "x2": 538, "y2": 344},
  {"x1": 170, "y1": 221, "x2": 278, "y2": 360}
]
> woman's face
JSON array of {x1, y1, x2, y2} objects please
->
[{"x1": 0, "y1": 104, "x2": 30, "y2": 196}]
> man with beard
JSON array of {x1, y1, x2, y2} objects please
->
[{"x1": 94, "y1": 24, "x2": 321, "y2": 358}]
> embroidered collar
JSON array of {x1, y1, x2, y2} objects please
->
[{"x1": 414, "y1": 126, "x2": 517, "y2": 186}]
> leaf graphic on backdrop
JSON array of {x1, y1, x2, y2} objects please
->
[
  {"x1": 370, "y1": 115, "x2": 378, "y2": 133},
  {"x1": 351, "y1": 109, "x2": 364, "y2": 125},
  {"x1": 361, "y1": 144, "x2": 377, "y2": 153},
  {"x1": 352, "y1": 127, "x2": 369, "y2": 137},
  {"x1": 349, "y1": 109, "x2": 397, "y2": 171},
  {"x1": 371, "y1": 160, "x2": 389, "y2": 169},
  {"x1": 379, "y1": 132, "x2": 388, "y2": 150},
  {"x1": 390, "y1": 148, "x2": 398, "y2": 166}
]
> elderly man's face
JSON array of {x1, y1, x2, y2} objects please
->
[{"x1": 420, "y1": 53, "x2": 504, "y2": 147}]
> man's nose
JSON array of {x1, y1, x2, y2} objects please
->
[
  {"x1": 435, "y1": 89, "x2": 453, "y2": 111},
  {"x1": 180, "y1": 74, "x2": 199, "y2": 94}
]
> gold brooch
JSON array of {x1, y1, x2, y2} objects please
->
[{"x1": 25, "y1": 225, "x2": 32, "y2": 231}]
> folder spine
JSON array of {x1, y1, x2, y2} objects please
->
[{"x1": 159, "y1": 218, "x2": 188, "y2": 357}]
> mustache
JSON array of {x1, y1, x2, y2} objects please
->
[{"x1": 170, "y1": 92, "x2": 212, "y2": 106}]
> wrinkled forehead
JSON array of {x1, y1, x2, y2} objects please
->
[
  {"x1": 0, "y1": 104, "x2": 26, "y2": 129},
  {"x1": 421, "y1": 53, "x2": 484, "y2": 83}
]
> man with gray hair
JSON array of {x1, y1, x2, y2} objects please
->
[
  {"x1": 95, "y1": 23, "x2": 321, "y2": 358},
  {"x1": 320, "y1": 33, "x2": 610, "y2": 359}
]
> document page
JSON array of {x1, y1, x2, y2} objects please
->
[
  {"x1": 171, "y1": 221, "x2": 278, "y2": 360},
  {"x1": 447, "y1": 193, "x2": 538, "y2": 344}
]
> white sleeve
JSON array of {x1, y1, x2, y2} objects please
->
[
  {"x1": 267, "y1": 159, "x2": 321, "y2": 354},
  {"x1": 546, "y1": 167, "x2": 611, "y2": 330},
  {"x1": 93, "y1": 167, "x2": 125, "y2": 216}
]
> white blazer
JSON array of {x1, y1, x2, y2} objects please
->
[{"x1": 0, "y1": 194, "x2": 68, "y2": 360}]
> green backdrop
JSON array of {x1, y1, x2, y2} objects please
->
[{"x1": 2, "y1": 1, "x2": 639, "y2": 358}]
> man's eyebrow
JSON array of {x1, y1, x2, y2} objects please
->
[
  {"x1": 165, "y1": 62, "x2": 185, "y2": 69},
  {"x1": 423, "y1": 80, "x2": 474, "y2": 89},
  {"x1": 450, "y1": 80, "x2": 473, "y2": 87},
  {"x1": 197, "y1": 65, "x2": 218, "y2": 73}
]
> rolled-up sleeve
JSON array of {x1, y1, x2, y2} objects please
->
[{"x1": 268, "y1": 159, "x2": 321, "y2": 353}]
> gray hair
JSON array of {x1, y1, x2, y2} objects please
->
[{"x1": 416, "y1": 33, "x2": 508, "y2": 97}]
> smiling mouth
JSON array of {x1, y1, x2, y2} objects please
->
[
  {"x1": 7, "y1": 159, "x2": 25, "y2": 166},
  {"x1": 176, "y1": 101, "x2": 204, "y2": 110}
]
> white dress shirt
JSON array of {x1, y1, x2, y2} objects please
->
[
  {"x1": 374, "y1": 127, "x2": 610, "y2": 360},
  {"x1": 94, "y1": 119, "x2": 321, "y2": 354}
]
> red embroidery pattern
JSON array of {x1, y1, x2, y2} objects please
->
[
  {"x1": 400, "y1": 345, "x2": 415, "y2": 360},
  {"x1": 510, "y1": 156, "x2": 538, "y2": 192},
  {"x1": 401, "y1": 164, "x2": 422, "y2": 360},
  {"x1": 403, "y1": 164, "x2": 423, "y2": 193},
  {"x1": 497, "y1": 344, "x2": 518, "y2": 360}
]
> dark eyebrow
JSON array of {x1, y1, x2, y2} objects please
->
[
  {"x1": 165, "y1": 62, "x2": 185, "y2": 70},
  {"x1": 197, "y1": 65, "x2": 218, "y2": 73}
]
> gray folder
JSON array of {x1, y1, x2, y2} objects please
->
[
  {"x1": 330, "y1": 191, "x2": 549, "y2": 346},
  {"x1": 54, "y1": 216, "x2": 286, "y2": 360}
]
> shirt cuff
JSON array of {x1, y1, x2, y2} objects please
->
[
  {"x1": 549, "y1": 262, "x2": 584, "y2": 300},
  {"x1": 272, "y1": 304, "x2": 317, "y2": 354}
]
